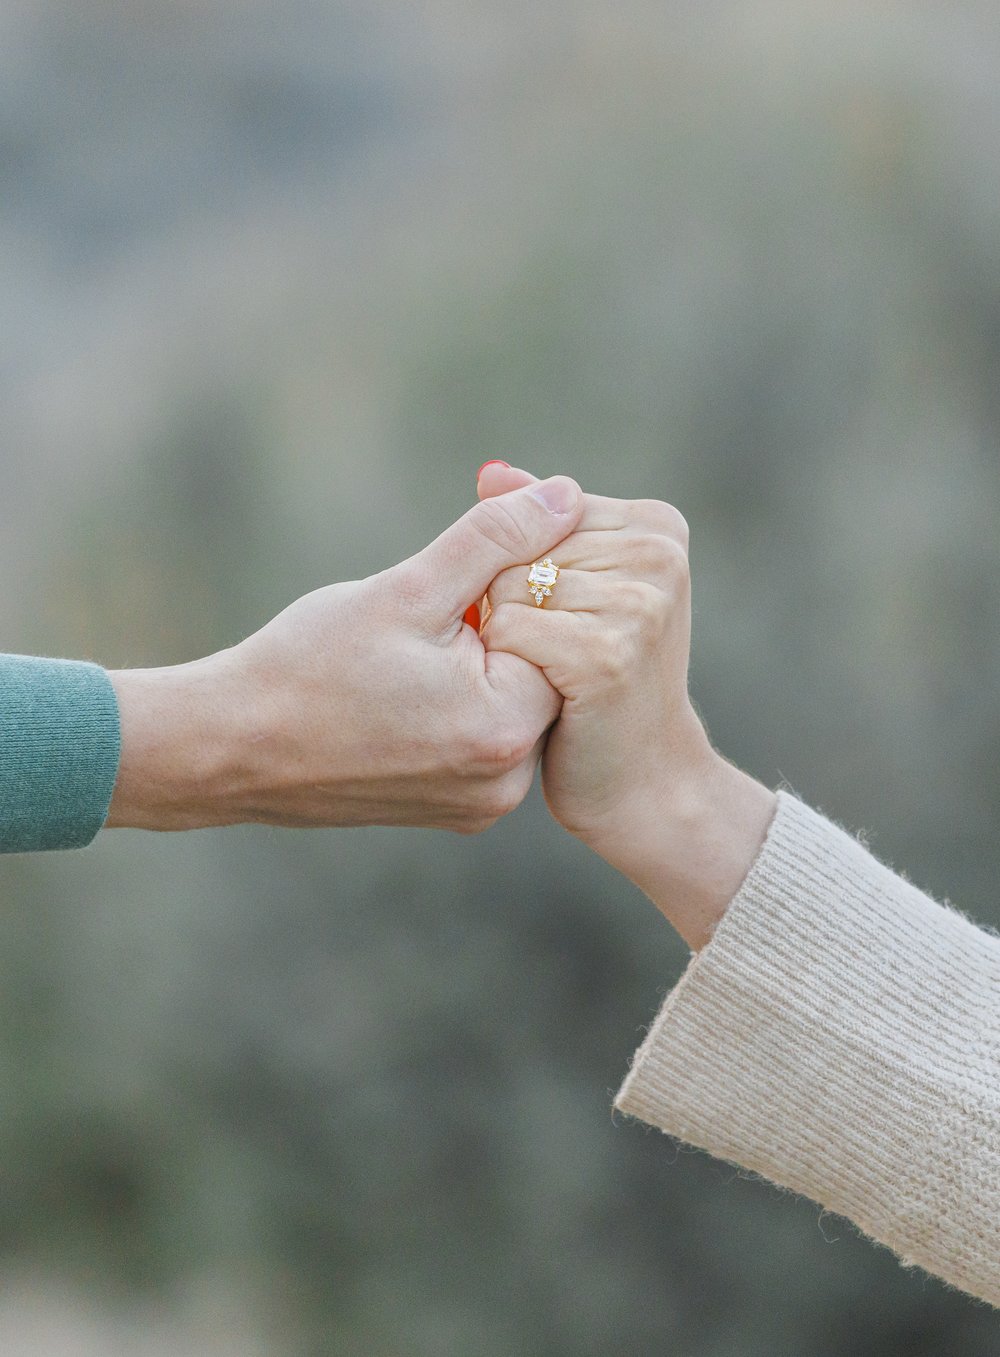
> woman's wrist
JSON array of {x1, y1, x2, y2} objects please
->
[
  {"x1": 661, "y1": 755, "x2": 777, "y2": 950},
  {"x1": 583, "y1": 732, "x2": 778, "y2": 951},
  {"x1": 106, "y1": 653, "x2": 255, "y2": 830}
]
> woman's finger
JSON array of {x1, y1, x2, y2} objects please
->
[
  {"x1": 488, "y1": 566, "x2": 604, "y2": 614},
  {"x1": 488, "y1": 533, "x2": 689, "y2": 611},
  {"x1": 483, "y1": 600, "x2": 587, "y2": 681},
  {"x1": 477, "y1": 464, "x2": 686, "y2": 540},
  {"x1": 476, "y1": 463, "x2": 537, "y2": 498}
]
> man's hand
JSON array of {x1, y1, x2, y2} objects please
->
[{"x1": 106, "y1": 476, "x2": 583, "y2": 833}]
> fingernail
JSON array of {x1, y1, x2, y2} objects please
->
[
  {"x1": 530, "y1": 476, "x2": 580, "y2": 516},
  {"x1": 463, "y1": 603, "x2": 481, "y2": 632},
  {"x1": 476, "y1": 459, "x2": 511, "y2": 479}
]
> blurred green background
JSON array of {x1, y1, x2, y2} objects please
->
[{"x1": 4, "y1": 2, "x2": 1000, "y2": 1352}]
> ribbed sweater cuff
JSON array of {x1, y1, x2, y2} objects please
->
[
  {"x1": 0, "y1": 655, "x2": 121, "y2": 852},
  {"x1": 615, "y1": 790, "x2": 1000, "y2": 1306}
]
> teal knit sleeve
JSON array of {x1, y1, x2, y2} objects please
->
[{"x1": 0, "y1": 655, "x2": 121, "y2": 852}]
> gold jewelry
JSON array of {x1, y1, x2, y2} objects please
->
[{"x1": 527, "y1": 558, "x2": 560, "y2": 607}]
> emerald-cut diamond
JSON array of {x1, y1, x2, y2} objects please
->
[
  {"x1": 528, "y1": 561, "x2": 558, "y2": 587},
  {"x1": 528, "y1": 558, "x2": 559, "y2": 605}
]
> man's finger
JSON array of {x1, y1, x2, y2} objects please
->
[{"x1": 410, "y1": 477, "x2": 583, "y2": 623}]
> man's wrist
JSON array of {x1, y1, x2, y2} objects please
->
[{"x1": 106, "y1": 653, "x2": 255, "y2": 831}]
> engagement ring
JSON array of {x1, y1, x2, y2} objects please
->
[{"x1": 527, "y1": 558, "x2": 560, "y2": 607}]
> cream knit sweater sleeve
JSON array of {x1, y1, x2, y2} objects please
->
[{"x1": 615, "y1": 790, "x2": 1000, "y2": 1307}]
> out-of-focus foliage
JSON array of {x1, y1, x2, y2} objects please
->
[{"x1": 3, "y1": 2, "x2": 1000, "y2": 1352}]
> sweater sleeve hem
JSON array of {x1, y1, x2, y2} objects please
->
[{"x1": 0, "y1": 655, "x2": 121, "y2": 852}]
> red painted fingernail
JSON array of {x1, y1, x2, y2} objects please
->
[
  {"x1": 476, "y1": 460, "x2": 511, "y2": 479},
  {"x1": 463, "y1": 604, "x2": 482, "y2": 632}
]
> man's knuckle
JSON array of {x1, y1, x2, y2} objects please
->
[
  {"x1": 462, "y1": 772, "x2": 522, "y2": 823},
  {"x1": 486, "y1": 780, "x2": 524, "y2": 821},
  {"x1": 466, "y1": 729, "x2": 522, "y2": 775},
  {"x1": 506, "y1": 758, "x2": 538, "y2": 807},
  {"x1": 501, "y1": 728, "x2": 537, "y2": 769}
]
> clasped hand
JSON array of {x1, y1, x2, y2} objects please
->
[{"x1": 108, "y1": 468, "x2": 776, "y2": 948}]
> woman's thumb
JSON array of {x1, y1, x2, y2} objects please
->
[{"x1": 477, "y1": 462, "x2": 539, "y2": 501}]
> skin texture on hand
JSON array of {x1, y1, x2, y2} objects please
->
[
  {"x1": 107, "y1": 476, "x2": 583, "y2": 834},
  {"x1": 477, "y1": 464, "x2": 777, "y2": 950}
]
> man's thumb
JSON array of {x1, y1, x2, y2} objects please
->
[{"x1": 414, "y1": 476, "x2": 583, "y2": 621}]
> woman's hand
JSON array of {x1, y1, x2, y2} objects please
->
[{"x1": 477, "y1": 465, "x2": 777, "y2": 949}]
